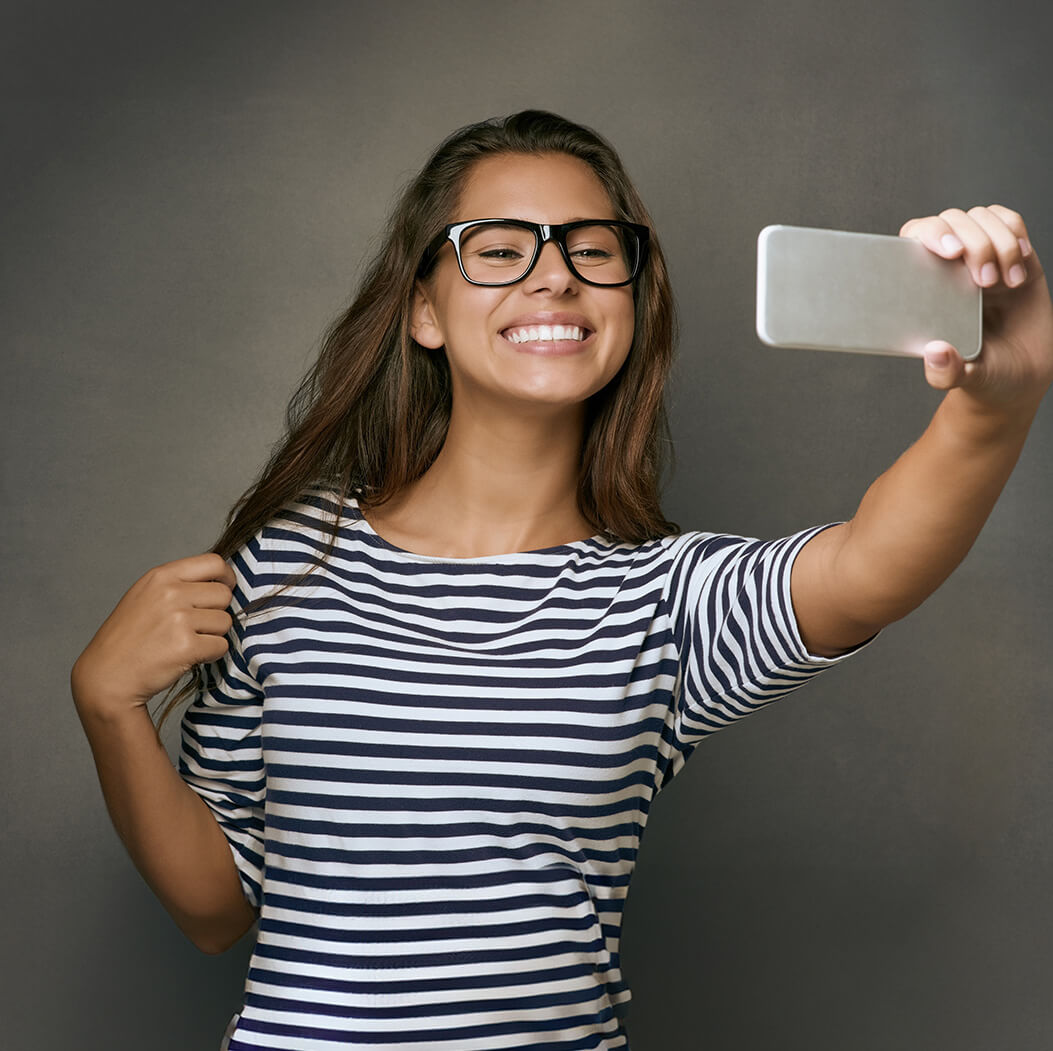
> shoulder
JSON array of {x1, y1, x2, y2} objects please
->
[
  {"x1": 230, "y1": 485, "x2": 362, "y2": 592},
  {"x1": 659, "y1": 525, "x2": 833, "y2": 568},
  {"x1": 657, "y1": 526, "x2": 835, "y2": 613},
  {"x1": 261, "y1": 486, "x2": 350, "y2": 546},
  {"x1": 584, "y1": 530, "x2": 760, "y2": 600},
  {"x1": 656, "y1": 529, "x2": 759, "y2": 571}
]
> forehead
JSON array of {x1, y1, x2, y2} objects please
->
[{"x1": 456, "y1": 152, "x2": 615, "y2": 223}]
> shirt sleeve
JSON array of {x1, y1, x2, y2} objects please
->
[
  {"x1": 665, "y1": 524, "x2": 871, "y2": 751},
  {"x1": 178, "y1": 535, "x2": 267, "y2": 910}
]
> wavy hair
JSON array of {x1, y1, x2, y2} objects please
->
[{"x1": 158, "y1": 110, "x2": 679, "y2": 724}]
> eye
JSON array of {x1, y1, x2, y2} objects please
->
[
  {"x1": 461, "y1": 223, "x2": 535, "y2": 269},
  {"x1": 570, "y1": 245, "x2": 615, "y2": 260},
  {"x1": 476, "y1": 245, "x2": 527, "y2": 261},
  {"x1": 565, "y1": 225, "x2": 624, "y2": 267}
]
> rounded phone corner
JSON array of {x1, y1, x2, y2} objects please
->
[
  {"x1": 755, "y1": 311, "x2": 779, "y2": 348},
  {"x1": 757, "y1": 224, "x2": 784, "y2": 250}
]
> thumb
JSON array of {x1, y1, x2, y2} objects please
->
[{"x1": 923, "y1": 340, "x2": 966, "y2": 390}]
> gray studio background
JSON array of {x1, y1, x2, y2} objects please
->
[{"x1": 4, "y1": 1, "x2": 1052, "y2": 1048}]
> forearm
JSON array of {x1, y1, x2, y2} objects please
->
[
  {"x1": 73, "y1": 683, "x2": 256, "y2": 953},
  {"x1": 848, "y1": 388, "x2": 1033, "y2": 603},
  {"x1": 795, "y1": 389, "x2": 1038, "y2": 654}
]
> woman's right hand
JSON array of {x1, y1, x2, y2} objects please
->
[{"x1": 71, "y1": 552, "x2": 237, "y2": 720}]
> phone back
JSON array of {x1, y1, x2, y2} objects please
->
[{"x1": 756, "y1": 224, "x2": 982, "y2": 360}]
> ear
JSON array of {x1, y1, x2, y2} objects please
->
[{"x1": 410, "y1": 283, "x2": 445, "y2": 349}]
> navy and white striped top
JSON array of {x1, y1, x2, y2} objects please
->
[{"x1": 180, "y1": 489, "x2": 859, "y2": 1050}]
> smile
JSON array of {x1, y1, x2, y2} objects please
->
[{"x1": 502, "y1": 324, "x2": 587, "y2": 344}]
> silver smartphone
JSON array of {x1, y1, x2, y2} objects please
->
[{"x1": 756, "y1": 224, "x2": 982, "y2": 360}]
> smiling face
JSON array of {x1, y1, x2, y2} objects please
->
[{"x1": 411, "y1": 152, "x2": 637, "y2": 418}]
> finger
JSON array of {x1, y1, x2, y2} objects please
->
[
  {"x1": 191, "y1": 608, "x2": 234, "y2": 638},
  {"x1": 188, "y1": 581, "x2": 236, "y2": 611},
  {"x1": 175, "y1": 552, "x2": 237, "y2": 588},
  {"x1": 189, "y1": 632, "x2": 230, "y2": 666},
  {"x1": 937, "y1": 208, "x2": 1004, "y2": 288},
  {"x1": 899, "y1": 216, "x2": 965, "y2": 259},
  {"x1": 923, "y1": 340, "x2": 966, "y2": 390},
  {"x1": 986, "y1": 203, "x2": 1033, "y2": 258},
  {"x1": 966, "y1": 206, "x2": 1028, "y2": 287}
]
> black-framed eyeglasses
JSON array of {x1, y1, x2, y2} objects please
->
[{"x1": 418, "y1": 218, "x2": 650, "y2": 287}]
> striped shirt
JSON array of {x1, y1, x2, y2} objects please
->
[{"x1": 180, "y1": 489, "x2": 859, "y2": 1050}]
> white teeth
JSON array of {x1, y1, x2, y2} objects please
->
[{"x1": 504, "y1": 325, "x2": 585, "y2": 343}]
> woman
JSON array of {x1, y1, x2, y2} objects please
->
[{"x1": 71, "y1": 111, "x2": 1052, "y2": 1050}]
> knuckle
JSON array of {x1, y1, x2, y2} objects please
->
[
  {"x1": 991, "y1": 203, "x2": 1021, "y2": 220},
  {"x1": 175, "y1": 634, "x2": 200, "y2": 664},
  {"x1": 142, "y1": 564, "x2": 166, "y2": 588}
]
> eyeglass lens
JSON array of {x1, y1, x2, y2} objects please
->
[{"x1": 458, "y1": 223, "x2": 638, "y2": 285}]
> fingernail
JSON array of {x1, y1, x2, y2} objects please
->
[
  {"x1": 1008, "y1": 264, "x2": 1026, "y2": 286},
  {"x1": 941, "y1": 234, "x2": 964, "y2": 254},
  {"x1": 1019, "y1": 237, "x2": 1033, "y2": 257},
  {"x1": 980, "y1": 262, "x2": 999, "y2": 285},
  {"x1": 924, "y1": 343, "x2": 951, "y2": 367}
]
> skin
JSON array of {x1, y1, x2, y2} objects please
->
[
  {"x1": 71, "y1": 554, "x2": 256, "y2": 952},
  {"x1": 792, "y1": 205, "x2": 1053, "y2": 655},
  {"x1": 71, "y1": 157, "x2": 1053, "y2": 951},
  {"x1": 365, "y1": 153, "x2": 637, "y2": 558}
]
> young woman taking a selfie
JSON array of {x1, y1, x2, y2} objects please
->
[{"x1": 71, "y1": 111, "x2": 1053, "y2": 1050}]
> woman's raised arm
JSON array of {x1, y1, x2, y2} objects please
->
[
  {"x1": 71, "y1": 553, "x2": 256, "y2": 953},
  {"x1": 790, "y1": 205, "x2": 1053, "y2": 657}
]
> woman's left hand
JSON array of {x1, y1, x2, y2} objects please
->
[{"x1": 900, "y1": 205, "x2": 1053, "y2": 415}]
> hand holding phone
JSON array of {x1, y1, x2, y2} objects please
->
[{"x1": 756, "y1": 224, "x2": 982, "y2": 361}]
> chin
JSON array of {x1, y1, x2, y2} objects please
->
[
  {"x1": 507, "y1": 375, "x2": 615, "y2": 406},
  {"x1": 508, "y1": 363, "x2": 624, "y2": 402},
  {"x1": 450, "y1": 361, "x2": 623, "y2": 416}
]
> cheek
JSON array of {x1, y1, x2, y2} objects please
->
[
  {"x1": 609, "y1": 296, "x2": 637, "y2": 358},
  {"x1": 441, "y1": 287, "x2": 506, "y2": 342}
]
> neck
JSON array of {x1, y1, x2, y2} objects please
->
[{"x1": 365, "y1": 401, "x2": 594, "y2": 559}]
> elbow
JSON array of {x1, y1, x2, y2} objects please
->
[
  {"x1": 192, "y1": 935, "x2": 238, "y2": 956},
  {"x1": 178, "y1": 910, "x2": 256, "y2": 955},
  {"x1": 189, "y1": 930, "x2": 237, "y2": 955}
]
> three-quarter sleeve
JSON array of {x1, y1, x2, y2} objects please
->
[
  {"x1": 178, "y1": 539, "x2": 267, "y2": 910},
  {"x1": 665, "y1": 525, "x2": 869, "y2": 750}
]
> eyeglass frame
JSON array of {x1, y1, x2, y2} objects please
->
[{"x1": 417, "y1": 218, "x2": 651, "y2": 288}]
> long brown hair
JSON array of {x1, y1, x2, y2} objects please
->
[
  {"x1": 157, "y1": 110, "x2": 679, "y2": 725},
  {"x1": 219, "y1": 109, "x2": 676, "y2": 555}
]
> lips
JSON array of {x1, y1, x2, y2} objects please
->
[
  {"x1": 504, "y1": 323, "x2": 585, "y2": 344},
  {"x1": 498, "y1": 313, "x2": 595, "y2": 347}
]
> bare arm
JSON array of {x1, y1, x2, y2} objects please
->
[
  {"x1": 71, "y1": 553, "x2": 256, "y2": 953},
  {"x1": 791, "y1": 206, "x2": 1053, "y2": 656}
]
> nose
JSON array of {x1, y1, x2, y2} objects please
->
[{"x1": 522, "y1": 239, "x2": 577, "y2": 294}]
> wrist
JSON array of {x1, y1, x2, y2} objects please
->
[
  {"x1": 939, "y1": 387, "x2": 1041, "y2": 446},
  {"x1": 71, "y1": 658, "x2": 151, "y2": 726}
]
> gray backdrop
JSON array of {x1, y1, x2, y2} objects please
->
[{"x1": 4, "y1": 1, "x2": 1052, "y2": 1048}]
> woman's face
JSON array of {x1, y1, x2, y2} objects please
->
[{"x1": 412, "y1": 152, "x2": 637, "y2": 418}]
